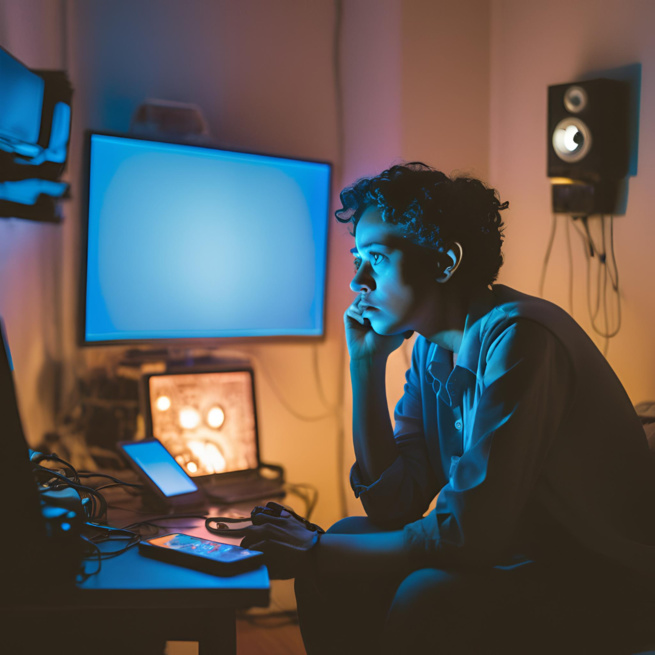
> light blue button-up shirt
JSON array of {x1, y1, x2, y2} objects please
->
[{"x1": 351, "y1": 285, "x2": 655, "y2": 577}]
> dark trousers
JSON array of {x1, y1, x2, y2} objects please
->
[{"x1": 295, "y1": 517, "x2": 654, "y2": 655}]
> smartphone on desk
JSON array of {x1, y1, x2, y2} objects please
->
[
  {"x1": 139, "y1": 533, "x2": 264, "y2": 576},
  {"x1": 118, "y1": 439, "x2": 204, "y2": 508}
]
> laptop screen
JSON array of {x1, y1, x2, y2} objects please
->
[{"x1": 145, "y1": 369, "x2": 259, "y2": 478}]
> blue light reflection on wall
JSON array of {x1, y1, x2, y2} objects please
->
[{"x1": 85, "y1": 134, "x2": 330, "y2": 341}]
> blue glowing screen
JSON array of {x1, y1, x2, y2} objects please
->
[
  {"x1": 84, "y1": 133, "x2": 331, "y2": 342},
  {"x1": 122, "y1": 440, "x2": 199, "y2": 497},
  {"x1": 0, "y1": 46, "x2": 44, "y2": 146}
]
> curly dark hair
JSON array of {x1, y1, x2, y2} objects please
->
[{"x1": 336, "y1": 162, "x2": 508, "y2": 288}]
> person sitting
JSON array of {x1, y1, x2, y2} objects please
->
[{"x1": 221, "y1": 163, "x2": 655, "y2": 655}]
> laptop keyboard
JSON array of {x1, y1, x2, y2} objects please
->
[{"x1": 202, "y1": 477, "x2": 285, "y2": 504}]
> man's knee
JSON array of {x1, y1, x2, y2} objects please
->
[
  {"x1": 389, "y1": 568, "x2": 474, "y2": 619},
  {"x1": 383, "y1": 568, "x2": 502, "y2": 654}
]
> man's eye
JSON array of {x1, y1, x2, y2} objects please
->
[
  {"x1": 371, "y1": 253, "x2": 385, "y2": 265},
  {"x1": 353, "y1": 257, "x2": 362, "y2": 271}
]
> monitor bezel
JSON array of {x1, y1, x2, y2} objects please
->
[{"x1": 79, "y1": 129, "x2": 333, "y2": 347}]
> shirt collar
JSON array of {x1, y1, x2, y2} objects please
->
[
  {"x1": 425, "y1": 287, "x2": 500, "y2": 403},
  {"x1": 426, "y1": 344, "x2": 453, "y2": 387},
  {"x1": 452, "y1": 286, "x2": 499, "y2": 375}
]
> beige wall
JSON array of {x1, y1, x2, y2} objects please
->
[
  {"x1": 490, "y1": 0, "x2": 655, "y2": 403},
  {"x1": 339, "y1": 0, "x2": 491, "y2": 515},
  {"x1": 2, "y1": 0, "x2": 349, "y2": 530},
  {"x1": 2, "y1": 0, "x2": 653, "y2": 623},
  {"x1": 8, "y1": 0, "x2": 652, "y2": 529},
  {"x1": 0, "y1": 0, "x2": 492, "y2": 526},
  {"x1": 402, "y1": 0, "x2": 490, "y2": 179},
  {"x1": 73, "y1": 0, "x2": 350, "y2": 532}
]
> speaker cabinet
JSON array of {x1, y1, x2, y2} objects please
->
[{"x1": 547, "y1": 78, "x2": 629, "y2": 183}]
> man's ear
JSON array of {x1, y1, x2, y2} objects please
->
[{"x1": 436, "y1": 242, "x2": 464, "y2": 283}]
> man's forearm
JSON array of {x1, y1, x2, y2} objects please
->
[{"x1": 350, "y1": 357, "x2": 399, "y2": 483}]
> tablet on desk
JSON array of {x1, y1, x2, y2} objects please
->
[{"x1": 118, "y1": 438, "x2": 204, "y2": 507}]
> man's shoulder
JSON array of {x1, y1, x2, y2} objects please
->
[
  {"x1": 480, "y1": 285, "x2": 599, "y2": 368},
  {"x1": 484, "y1": 285, "x2": 575, "y2": 334},
  {"x1": 489, "y1": 284, "x2": 568, "y2": 318}
]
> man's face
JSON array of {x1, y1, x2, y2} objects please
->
[{"x1": 350, "y1": 206, "x2": 435, "y2": 336}]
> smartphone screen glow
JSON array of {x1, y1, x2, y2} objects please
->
[
  {"x1": 123, "y1": 441, "x2": 198, "y2": 497},
  {"x1": 150, "y1": 533, "x2": 260, "y2": 561}
]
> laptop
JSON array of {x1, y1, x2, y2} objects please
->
[{"x1": 142, "y1": 368, "x2": 285, "y2": 504}]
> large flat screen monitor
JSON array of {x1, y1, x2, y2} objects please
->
[{"x1": 82, "y1": 132, "x2": 331, "y2": 345}]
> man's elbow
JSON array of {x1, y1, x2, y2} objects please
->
[{"x1": 361, "y1": 494, "x2": 430, "y2": 530}]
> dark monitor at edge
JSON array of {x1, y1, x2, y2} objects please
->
[{"x1": 0, "y1": 319, "x2": 47, "y2": 592}]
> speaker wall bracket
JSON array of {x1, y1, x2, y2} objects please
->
[{"x1": 551, "y1": 180, "x2": 621, "y2": 215}]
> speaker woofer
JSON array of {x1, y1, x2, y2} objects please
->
[{"x1": 552, "y1": 117, "x2": 592, "y2": 163}]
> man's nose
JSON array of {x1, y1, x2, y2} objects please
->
[{"x1": 349, "y1": 264, "x2": 374, "y2": 293}]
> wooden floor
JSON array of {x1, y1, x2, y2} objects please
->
[
  {"x1": 236, "y1": 616, "x2": 306, "y2": 655},
  {"x1": 164, "y1": 619, "x2": 306, "y2": 655},
  {"x1": 163, "y1": 610, "x2": 306, "y2": 655}
]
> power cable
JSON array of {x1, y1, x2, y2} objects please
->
[
  {"x1": 200, "y1": 345, "x2": 334, "y2": 423},
  {"x1": 538, "y1": 213, "x2": 558, "y2": 298},
  {"x1": 332, "y1": 0, "x2": 345, "y2": 171},
  {"x1": 607, "y1": 214, "x2": 619, "y2": 290},
  {"x1": 253, "y1": 350, "x2": 334, "y2": 422},
  {"x1": 539, "y1": 213, "x2": 575, "y2": 318},
  {"x1": 565, "y1": 214, "x2": 574, "y2": 315},
  {"x1": 571, "y1": 215, "x2": 621, "y2": 353}
]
